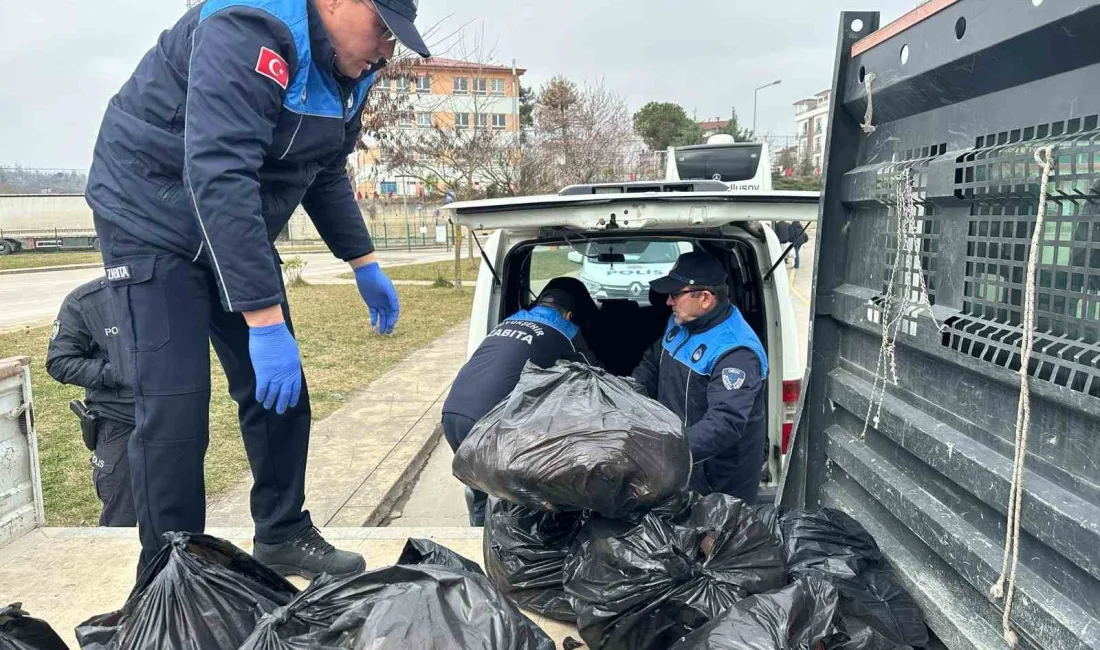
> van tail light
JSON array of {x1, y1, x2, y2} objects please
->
[{"x1": 781, "y1": 379, "x2": 802, "y2": 455}]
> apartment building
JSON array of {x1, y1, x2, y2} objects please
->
[
  {"x1": 793, "y1": 89, "x2": 831, "y2": 172},
  {"x1": 352, "y1": 57, "x2": 526, "y2": 198}
]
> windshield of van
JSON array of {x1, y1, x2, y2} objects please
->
[
  {"x1": 583, "y1": 241, "x2": 682, "y2": 265},
  {"x1": 529, "y1": 240, "x2": 693, "y2": 307}
]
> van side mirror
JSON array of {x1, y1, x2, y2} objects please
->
[{"x1": 567, "y1": 250, "x2": 583, "y2": 264}]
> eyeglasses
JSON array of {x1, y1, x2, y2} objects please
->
[
  {"x1": 364, "y1": 0, "x2": 396, "y2": 42},
  {"x1": 669, "y1": 288, "x2": 712, "y2": 300}
]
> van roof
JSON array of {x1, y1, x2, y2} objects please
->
[{"x1": 445, "y1": 190, "x2": 820, "y2": 231}]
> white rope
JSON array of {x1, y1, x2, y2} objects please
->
[
  {"x1": 989, "y1": 145, "x2": 1055, "y2": 649},
  {"x1": 861, "y1": 168, "x2": 944, "y2": 438},
  {"x1": 860, "y1": 73, "x2": 877, "y2": 134}
]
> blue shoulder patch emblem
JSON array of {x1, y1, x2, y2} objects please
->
[{"x1": 721, "y1": 367, "x2": 747, "y2": 390}]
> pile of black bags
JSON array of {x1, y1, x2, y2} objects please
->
[
  {"x1": 0, "y1": 604, "x2": 68, "y2": 650},
  {"x1": 564, "y1": 493, "x2": 788, "y2": 650},
  {"x1": 780, "y1": 509, "x2": 929, "y2": 650},
  {"x1": 482, "y1": 498, "x2": 586, "y2": 621},
  {"x1": 76, "y1": 532, "x2": 300, "y2": 650},
  {"x1": 451, "y1": 361, "x2": 930, "y2": 650},
  {"x1": 72, "y1": 533, "x2": 553, "y2": 650}
]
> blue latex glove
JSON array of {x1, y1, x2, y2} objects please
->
[
  {"x1": 354, "y1": 262, "x2": 400, "y2": 334},
  {"x1": 249, "y1": 322, "x2": 302, "y2": 415}
]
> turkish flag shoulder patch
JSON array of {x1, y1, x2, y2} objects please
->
[{"x1": 255, "y1": 46, "x2": 289, "y2": 89}]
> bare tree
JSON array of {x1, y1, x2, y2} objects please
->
[
  {"x1": 535, "y1": 77, "x2": 637, "y2": 188},
  {"x1": 364, "y1": 25, "x2": 529, "y2": 200}
]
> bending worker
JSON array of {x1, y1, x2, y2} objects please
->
[
  {"x1": 442, "y1": 287, "x2": 593, "y2": 525},
  {"x1": 631, "y1": 251, "x2": 769, "y2": 503},
  {"x1": 84, "y1": 0, "x2": 431, "y2": 578},
  {"x1": 46, "y1": 278, "x2": 136, "y2": 527}
]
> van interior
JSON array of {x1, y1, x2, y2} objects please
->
[
  {"x1": 491, "y1": 228, "x2": 778, "y2": 490},
  {"x1": 498, "y1": 230, "x2": 770, "y2": 376}
]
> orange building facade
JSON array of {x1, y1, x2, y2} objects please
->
[{"x1": 352, "y1": 57, "x2": 526, "y2": 198}]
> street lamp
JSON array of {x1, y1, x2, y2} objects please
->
[{"x1": 752, "y1": 79, "x2": 782, "y2": 135}]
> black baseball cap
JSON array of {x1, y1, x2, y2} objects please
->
[
  {"x1": 650, "y1": 251, "x2": 727, "y2": 294},
  {"x1": 374, "y1": 0, "x2": 431, "y2": 58},
  {"x1": 536, "y1": 288, "x2": 577, "y2": 315}
]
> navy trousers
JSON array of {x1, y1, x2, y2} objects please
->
[
  {"x1": 94, "y1": 216, "x2": 313, "y2": 573},
  {"x1": 441, "y1": 412, "x2": 486, "y2": 526}
]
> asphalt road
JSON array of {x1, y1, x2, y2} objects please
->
[
  {"x1": 0, "y1": 248, "x2": 455, "y2": 332},
  {"x1": 388, "y1": 232, "x2": 818, "y2": 529}
]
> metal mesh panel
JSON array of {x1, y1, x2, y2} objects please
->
[{"x1": 945, "y1": 119, "x2": 1100, "y2": 398}]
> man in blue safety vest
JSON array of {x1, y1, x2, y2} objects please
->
[
  {"x1": 84, "y1": 0, "x2": 431, "y2": 579},
  {"x1": 631, "y1": 251, "x2": 770, "y2": 504}
]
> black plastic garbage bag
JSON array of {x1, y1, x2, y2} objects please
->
[
  {"x1": 453, "y1": 361, "x2": 691, "y2": 518},
  {"x1": 671, "y1": 576, "x2": 840, "y2": 650},
  {"x1": 748, "y1": 504, "x2": 784, "y2": 544},
  {"x1": 483, "y1": 498, "x2": 584, "y2": 622},
  {"x1": 397, "y1": 538, "x2": 485, "y2": 576},
  {"x1": 75, "y1": 532, "x2": 298, "y2": 650},
  {"x1": 239, "y1": 564, "x2": 555, "y2": 650},
  {"x1": 825, "y1": 569, "x2": 927, "y2": 650},
  {"x1": 564, "y1": 493, "x2": 788, "y2": 650},
  {"x1": 781, "y1": 509, "x2": 928, "y2": 650},
  {"x1": 0, "y1": 604, "x2": 68, "y2": 650}
]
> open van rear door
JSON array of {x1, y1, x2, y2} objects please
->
[
  {"x1": 447, "y1": 189, "x2": 818, "y2": 231},
  {"x1": 787, "y1": 3, "x2": 1100, "y2": 649}
]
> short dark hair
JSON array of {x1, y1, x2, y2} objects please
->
[
  {"x1": 536, "y1": 299, "x2": 571, "y2": 318},
  {"x1": 701, "y1": 284, "x2": 729, "y2": 302}
]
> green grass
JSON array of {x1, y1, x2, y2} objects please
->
[
  {"x1": 530, "y1": 248, "x2": 581, "y2": 281},
  {"x1": 0, "y1": 283, "x2": 473, "y2": 526},
  {"x1": 0, "y1": 251, "x2": 103, "y2": 271},
  {"x1": 340, "y1": 257, "x2": 481, "y2": 282}
]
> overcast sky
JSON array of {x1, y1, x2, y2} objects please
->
[{"x1": 0, "y1": 0, "x2": 916, "y2": 170}]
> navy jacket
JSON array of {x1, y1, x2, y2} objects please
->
[
  {"x1": 443, "y1": 306, "x2": 590, "y2": 423},
  {"x1": 86, "y1": 0, "x2": 377, "y2": 313},
  {"x1": 46, "y1": 278, "x2": 135, "y2": 425},
  {"x1": 632, "y1": 302, "x2": 769, "y2": 503}
]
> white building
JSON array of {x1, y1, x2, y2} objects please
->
[{"x1": 793, "y1": 90, "x2": 830, "y2": 172}]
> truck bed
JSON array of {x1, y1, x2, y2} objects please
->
[{"x1": 0, "y1": 526, "x2": 577, "y2": 648}]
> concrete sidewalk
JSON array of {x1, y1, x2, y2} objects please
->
[{"x1": 207, "y1": 321, "x2": 469, "y2": 529}]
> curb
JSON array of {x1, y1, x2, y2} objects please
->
[
  {"x1": 360, "y1": 424, "x2": 443, "y2": 527},
  {"x1": 0, "y1": 263, "x2": 103, "y2": 276}
]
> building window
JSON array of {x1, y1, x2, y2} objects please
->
[
  {"x1": 396, "y1": 77, "x2": 411, "y2": 94},
  {"x1": 415, "y1": 75, "x2": 431, "y2": 93},
  {"x1": 476, "y1": 113, "x2": 489, "y2": 128},
  {"x1": 492, "y1": 114, "x2": 506, "y2": 130},
  {"x1": 815, "y1": 118, "x2": 823, "y2": 134},
  {"x1": 416, "y1": 112, "x2": 432, "y2": 128},
  {"x1": 491, "y1": 78, "x2": 505, "y2": 96},
  {"x1": 454, "y1": 112, "x2": 470, "y2": 129},
  {"x1": 398, "y1": 112, "x2": 414, "y2": 128},
  {"x1": 473, "y1": 78, "x2": 488, "y2": 95},
  {"x1": 453, "y1": 77, "x2": 468, "y2": 95}
]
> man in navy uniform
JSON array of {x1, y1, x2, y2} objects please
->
[
  {"x1": 632, "y1": 251, "x2": 769, "y2": 504},
  {"x1": 84, "y1": 0, "x2": 431, "y2": 578},
  {"x1": 46, "y1": 278, "x2": 137, "y2": 527},
  {"x1": 441, "y1": 287, "x2": 593, "y2": 525}
]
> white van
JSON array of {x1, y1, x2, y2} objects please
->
[{"x1": 445, "y1": 181, "x2": 818, "y2": 494}]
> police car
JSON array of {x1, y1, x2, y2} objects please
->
[
  {"x1": 567, "y1": 241, "x2": 693, "y2": 306},
  {"x1": 444, "y1": 179, "x2": 818, "y2": 496}
]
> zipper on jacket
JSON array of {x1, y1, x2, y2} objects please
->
[{"x1": 280, "y1": 114, "x2": 305, "y2": 160}]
